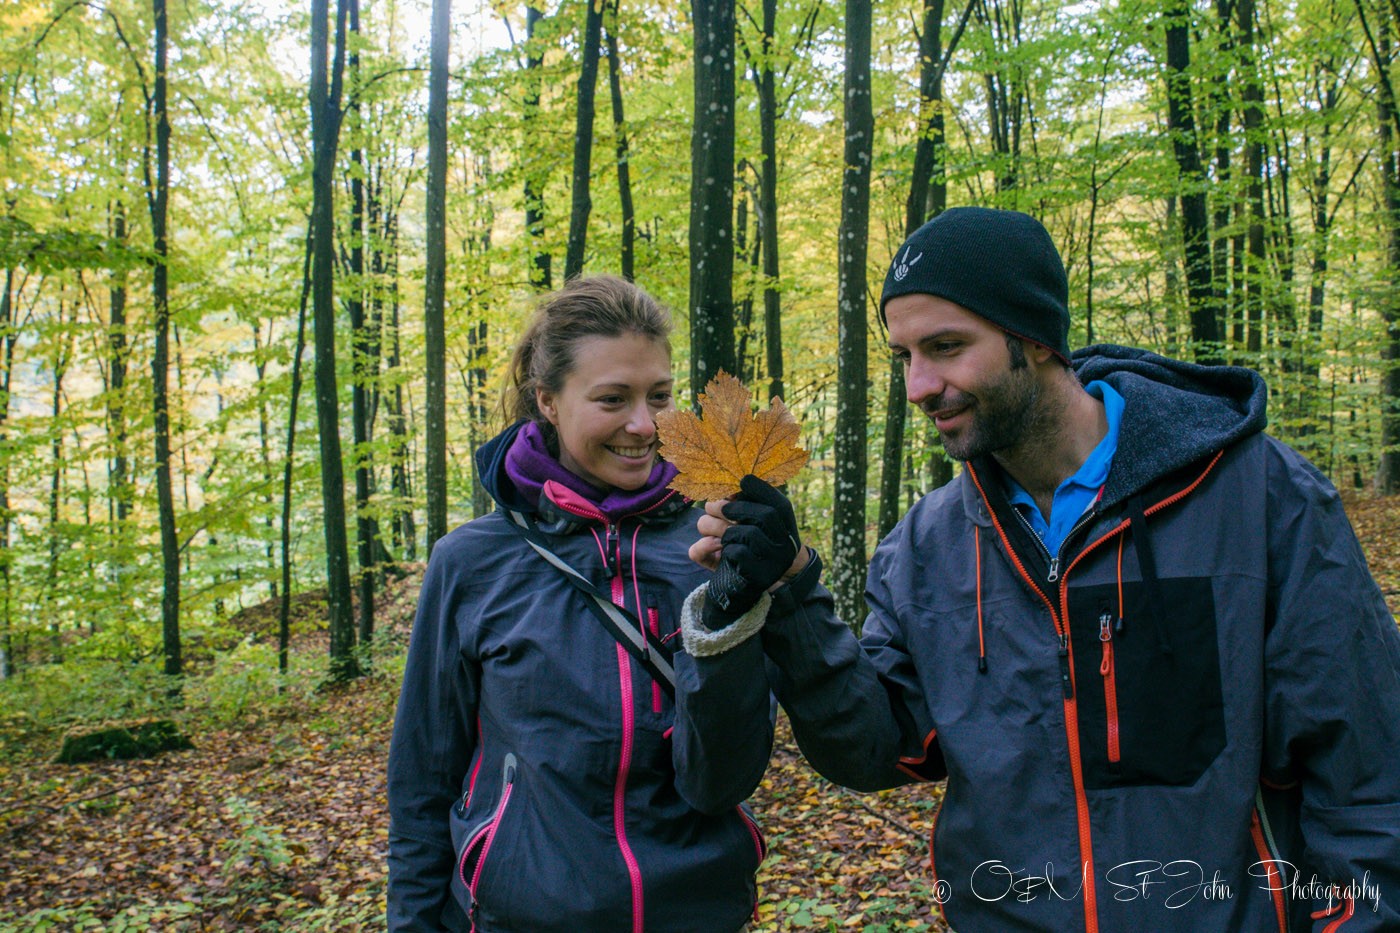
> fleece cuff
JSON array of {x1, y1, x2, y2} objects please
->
[{"x1": 680, "y1": 584, "x2": 772, "y2": 658}]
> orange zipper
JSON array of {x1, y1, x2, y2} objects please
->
[
  {"x1": 1098, "y1": 614, "x2": 1120, "y2": 763},
  {"x1": 969, "y1": 466, "x2": 1100, "y2": 933},
  {"x1": 968, "y1": 451, "x2": 1227, "y2": 932}
]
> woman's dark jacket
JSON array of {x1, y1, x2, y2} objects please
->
[{"x1": 387, "y1": 423, "x2": 764, "y2": 932}]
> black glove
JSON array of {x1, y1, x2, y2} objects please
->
[{"x1": 704, "y1": 475, "x2": 802, "y2": 630}]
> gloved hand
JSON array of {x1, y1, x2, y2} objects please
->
[{"x1": 704, "y1": 475, "x2": 802, "y2": 630}]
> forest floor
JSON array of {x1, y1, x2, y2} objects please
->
[{"x1": 0, "y1": 493, "x2": 1396, "y2": 933}]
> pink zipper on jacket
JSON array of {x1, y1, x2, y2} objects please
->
[
  {"x1": 542, "y1": 479, "x2": 676, "y2": 932},
  {"x1": 611, "y1": 559, "x2": 646, "y2": 933},
  {"x1": 460, "y1": 754, "x2": 517, "y2": 893}
]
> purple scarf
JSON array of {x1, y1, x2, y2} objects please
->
[{"x1": 503, "y1": 421, "x2": 679, "y2": 523}]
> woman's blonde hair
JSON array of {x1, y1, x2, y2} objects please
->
[{"x1": 504, "y1": 275, "x2": 673, "y2": 435}]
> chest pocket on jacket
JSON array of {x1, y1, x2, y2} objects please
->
[
  {"x1": 633, "y1": 588, "x2": 680, "y2": 728},
  {"x1": 1067, "y1": 577, "x2": 1225, "y2": 789}
]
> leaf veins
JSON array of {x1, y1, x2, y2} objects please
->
[{"x1": 655, "y1": 372, "x2": 809, "y2": 500}]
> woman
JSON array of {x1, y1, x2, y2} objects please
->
[{"x1": 387, "y1": 275, "x2": 765, "y2": 932}]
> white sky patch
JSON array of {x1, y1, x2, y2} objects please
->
[{"x1": 248, "y1": 0, "x2": 511, "y2": 78}]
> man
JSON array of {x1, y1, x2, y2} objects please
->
[{"x1": 670, "y1": 207, "x2": 1400, "y2": 932}]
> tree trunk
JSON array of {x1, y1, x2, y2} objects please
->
[
  {"x1": 1163, "y1": 196, "x2": 1183, "y2": 353},
  {"x1": 734, "y1": 173, "x2": 759, "y2": 384},
  {"x1": 832, "y1": 0, "x2": 873, "y2": 627},
  {"x1": 1267, "y1": 101, "x2": 1300, "y2": 396},
  {"x1": 525, "y1": 4, "x2": 552, "y2": 290},
  {"x1": 689, "y1": 0, "x2": 738, "y2": 399},
  {"x1": 565, "y1": 0, "x2": 605, "y2": 280},
  {"x1": 1302, "y1": 67, "x2": 1342, "y2": 440},
  {"x1": 384, "y1": 207, "x2": 417, "y2": 560},
  {"x1": 366, "y1": 163, "x2": 393, "y2": 574},
  {"x1": 1238, "y1": 0, "x2": 1267, "y2": 356},
  {"x1": 280, "y1": 231, "x2": 313, "y2": 676},
  {"x1": 0, "y1": 269, "x2": 12, "y2": 678},
  {"x1": 604, "y1": 0, "x2": 635, "y2": 281},
  {"x1": 469, "y1": 317, "x2": 492, "y2": 518},
  {"x1": 975, "y1": 0, "x2": 1023, "y2": 194},
  {"x1": 1164, "y1": 0, "x2": 1223, "y2": 361},
  {"x1": 150, "y1": 0, "x2": 181, "y2": 684},
  {"x1": 424, "y1": 0, "x2": 450, "y2": 556},
  {"x1": 758, "y1": 0, "x2": 783, "y2": 402},
  {"x1": 880, "y1": 0, "x2": 959, "y2": 539},
  {"x1": 252, "y1": 321, "x2": 277, "y2": 601},
  {"x1": 310, "y1": 0, "x2": 358, "y2": 680},
  {"x1": 107, "y1": 201, "x2": 130, "y2": 532},
  {"x1": 347, "y1": 0, "x2": 378, "y2": 653},
  {"x1": 47, "y1": 303, "x2": 69, "y2": 661},
  {"x1": 1367, "y1": 8, "x2": 1400, "y2": 491},
  {"x1": 1210, "y1": 0, "x2": 1234, "y2": 354}
]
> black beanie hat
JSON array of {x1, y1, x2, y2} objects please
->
[{"x1": 879, "y1": 207, "x2": 1071, "y2": 364}]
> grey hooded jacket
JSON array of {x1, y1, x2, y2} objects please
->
[{"x1": 677, "y1": 345, "x2": 1400, "y2": 932}]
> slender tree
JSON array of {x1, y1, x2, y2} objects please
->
[
  {"x1": 424, "y1": 0, "x2": 450, "y2": 555},
  {"x1": 46, "y1": 297, "x2": 71, "y2": 660},
  {"x1": 878, "y1": 0, "x2": 971, "y2": 538},
  {"x1": 975, "y1": 0, "x2": 1026, "y2": 194},
  {"x1": 565, "y1": 0, "x2": 605, "y2": 279},
  {"x1": 150, "y1": 0, "x2": 182, "y2": 683},
  {"x1": 690, "y1": 0, "x2": 738, "y2": 398},
  {"x1": 733, "y1": 169, "x2": 760, "y2": 383},
  {"x1": 1355, "y1": 0, "x2": 1400, "y2": 491},
  {"x1": 310, "y1": 0, "x2": 358, "y2": 680},
  {"x1": 524, "y1": 3, "x2": 552, "y2": 290},
  {"x1": 280, "y1": 230, "x2": 313, "y2": 677},
  {"x1": 756, "y1": 0, "x2": 783, "y2": 401},
  {"x1": 0, "y1": 268, "x2": 12, "y2": 678},
  {"x1": 831, "y1": 0, "x2": 873, "y2": 625},
  {"x1": 1298, "y1": 28, "x2": 1358, "y2": 437},
  {"x1": 603, "y1": 0, "x2": 636, "y2": 280},
  {"x1": 346, "y1": 0, "x2": 379, "y2": 652},
  {"x1": 1209, "y1": 0, "x2": 1235, "y2": 353},
  {"x1": 383, "y1": 206, "x2": 417, "y2": 559},
  {"x1": 1238, "y1": 0, "x2": 1267, "y2": 356},
  {"x1": 107, "y1": 201, "x2": 130, "y2": 531},
  {"x1": 252, "y1": 320, "x2": 277, "y2": 601},
  {"x1": 1164, "y1": 0, "x2": 1224, "y2": 360}
]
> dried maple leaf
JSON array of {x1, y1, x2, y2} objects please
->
[{"x1": 655, "y1": 371, "x2": 809, "y2": 500}]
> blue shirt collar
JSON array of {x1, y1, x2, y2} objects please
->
[{"x1": 1006, "y1": 380, "x2": 1124, "y2": 554}]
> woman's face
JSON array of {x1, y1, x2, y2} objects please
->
[{"x1": 536, "y1": 332, "x2": 674, "y2": 492}]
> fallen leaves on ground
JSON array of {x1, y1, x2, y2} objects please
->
[
  {"x1": 752, "y1": 718, "x2": 948, "y2": 931},
  {"x1": 1, "y1": 495, "x2": 1395, "y2": 932},
  {"x1": 0, "y1": 669, "x2": 399, "y2": 931},
  {"x1": 1343, "y1": 491, "x2": 1400, "y2": 617},
  {"x1": 656, "y1": 372, "x2": 809, "y2": 501}
]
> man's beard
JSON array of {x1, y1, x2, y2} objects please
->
[{"x1": 927, "y1": 363, "x2": 1043, "y2": 462}]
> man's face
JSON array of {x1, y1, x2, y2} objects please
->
[{"x1": 886, "y1": 293, "x2": 1042, "y2": 461}]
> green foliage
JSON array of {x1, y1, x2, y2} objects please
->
[
  {"x1": 184, "y1": 639, "x2": 317, "y2": 727},
  {"x1": 0, "y1": 901, "x2": 201, "y2": 933},
  {"x1": 0, "y1": 661, "x2": 176, "y2": 747},
  {"x1": 219, "y1": 795, "x2": 293, "y2": 883},
  {"x1": 0, "y1": 0, "x2": 1395, "y2": 690}
]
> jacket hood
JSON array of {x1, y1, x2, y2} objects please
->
[
  {"x1": 1072, "y1": 344, "x2": 1268, "y2": 507},
  {"x1": 475, "y1": 421, "x2": 535, "y2": 514}
]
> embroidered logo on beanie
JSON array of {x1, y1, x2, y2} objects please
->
[{"x1": 891, "y1": 247, "x2": 923, "y2": 283}]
